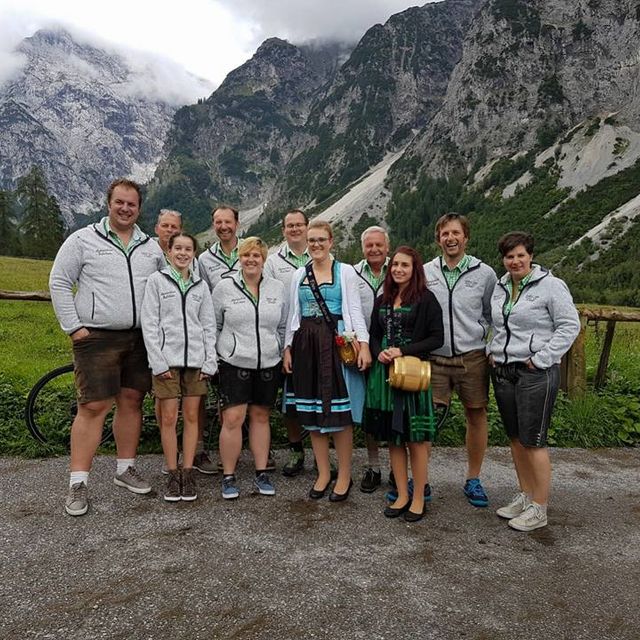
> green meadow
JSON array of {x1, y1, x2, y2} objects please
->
[{"x1": 0, "y1": 256, "x2": 638, "y2": 456}]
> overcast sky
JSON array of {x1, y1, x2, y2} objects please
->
[{"x1": 0, "y1": 0, "x2": 431, "y2": 100}]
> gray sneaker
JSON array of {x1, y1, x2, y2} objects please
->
[
  {"x1": 508, "y1": 503, "x2": 548, "y2": 532},
  {"x1": 65, "y1": 481, "x2": 89, "y2": 516},
  {"x1": 181, "y1": 468, "x2": 198, "y2": 501},
  {"x1": 253, "y1": 472, "x2": 275, "y2": 496},
  {"x1": 193, "y1": 451, "x2": 217, "y2": 475},
  {"x1": 496, "y1": 491, "x2": 529, "y2": 519},
  {"x1": 222, "y1": 475, "x2": 239, "y2": 500},
  {"x1": 164, "y1": 470, "x2": 181, "y2": 502},
  {"x1": 114, "y1": 466, "x2": 152, "y2": 494}
]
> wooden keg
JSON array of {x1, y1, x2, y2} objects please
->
[{"x1": 388, "y1": 356, "x2": 431, "y2": 392}]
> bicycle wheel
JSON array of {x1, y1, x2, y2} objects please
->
[{"x1": 25, "y1": 364, "x2": 114, "y2": 447}]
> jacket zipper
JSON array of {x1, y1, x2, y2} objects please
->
[
  {"x1": 160, "y1": 273, "x2": 200, "y2": 368},
  {"x1": 442, "y1": 262, "x2": 481, "y2": 356},
  {"x1": 94, "y1": 229, "x2": 150, "y2": 329},
  {"x1": 499, "y1": 277, "x2": 540, "y2": 363},
  {"x1": 233, "y1": 280, "x2": 261, "y2": 369}
]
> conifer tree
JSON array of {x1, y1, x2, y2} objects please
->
[
  {"x1": 0, "y1": 190, "x2": 18, "y2": 256},
  {"x1": 16, "y1": 167, "x2": 65, "y2": 259}
]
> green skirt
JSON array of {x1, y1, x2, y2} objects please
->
[{"x1": 363, "y1": 359, "x2": 436, "y2": 445}]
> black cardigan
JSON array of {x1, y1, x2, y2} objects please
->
[{"x1": 369, "y1": 289, "x2": 444, "y2": 360}]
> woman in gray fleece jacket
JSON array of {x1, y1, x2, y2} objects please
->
[
  {"x1": 141, "y1": 233, "x2": 217, "y2": 502},
  {"x1": 213, "y1": 237, "x2": 288, "y2": 500},
  {"x1": 488, "y1": 231, "x2": 580, "y2": 533}
]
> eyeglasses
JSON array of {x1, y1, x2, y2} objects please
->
[
  {"x1": 285, "y1": 223, "x2": 307, "y2": 229},
  {"x1": 308, "y1": 237, "x2": 330, "y2": 245}
]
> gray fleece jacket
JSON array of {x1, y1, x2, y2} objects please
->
[
  {"x1": 488, "y1": 265, "x2": 581, "y2": 369},
  {"x1": 424, "y1": 256, "x2": 497, "y2": 357},
  {"x1": 49, "y1": 218, "x2": 164, "y2": 334},
  {"x1": 213, "y1": 270, "x2": 288, "y2": 370},
  {"x1": 198, "y1": 240, "x2": 239, "y2": 292},
  {"x1": 353, "y1": 258, "x2": 387, "y2": 331},
  {"x1": 141, "y1": 268, "x2": 218, "y2": 376}
]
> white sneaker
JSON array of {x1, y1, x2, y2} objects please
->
[
  {"x1": 496, "y1": 491, "x2": 529, "y2": 519},
  {"x1": 508, "y1": 503, "x2": 547, "y2": 532}
]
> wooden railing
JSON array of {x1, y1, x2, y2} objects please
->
[
  {"x1": 562, "y1": 307, "x2": 640, "y2": 398},
  {"x1": 0, "y1": 289, "x2": 51, "y2": 301}
]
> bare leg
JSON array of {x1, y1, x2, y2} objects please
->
[
  {"x1": 526, "y1": 447, "x2": 551, "y2": 505},
  {"x1": 248, "y1": 405, "x2": 271, "y2": 470},
  {"x1": 332, "y1": 427, "x2": 353, "y2": 494},
  {"x1": 112, "y1": 387, "x2": 145, "y2": 459},
  {"x1": 310, "y1": 431, "x2": 331, "y2": 491},
  {"x1": 388, "y1": 444, "x2": 410, "y2": 509},
  {"x1": 285, "y1": 416, "x2": 304, "y2": 443},
  {"x1": 465, "y1": 406, "x2": 488, "y2": 479},
  {"x1": 509, "y1": 438, "x2": 534, "y2": 496},
  {"x1": 219, "y1": 404, "x2": 247, "y2": 475},
  {"x1": 407, "y1": 442, "x2": 429, "y2": 514},
  {"x1": 158, "y1": 398, "x2": 180, "y2": 470},
  {"x1": 70, "y1": 398, "x2": 115, "y2": 471},
  {"x1": 365, "y1": 433, "x2": 380, "y2": 468},
  {"x1": 181, "y1": 396, "x2": 201, "y2": 468}
]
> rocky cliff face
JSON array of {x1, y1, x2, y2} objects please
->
[
  {"x1": 395, "y1": 0, "x2": 640, "y2": 180},
  {"x1": 0, "y1": 29, "x2": 201, "y2": 223},
  {"x1": 143, "y1": 38, "x2": 350, "y2": 231},
  {"x1": 275, "y1": 0, "x2": 482, "y2": 207}
]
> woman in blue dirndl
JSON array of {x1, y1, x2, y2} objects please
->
[{"x1": 283, "y1": 220, "x2": 372, "y2": 501}]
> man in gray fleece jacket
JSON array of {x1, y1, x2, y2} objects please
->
[
  {"x1": 50, "y1": 178, "x2": 164, "y2": 516},
  {"x1": 424, "y1": 213, "x2": 497, "y2": 508}
]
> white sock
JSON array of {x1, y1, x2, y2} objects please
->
[
  {"x1": 532, "y1": 501, "x2": 548, "y2": 515},
  {"x1": 116, "y1": 458, "x2": 136, "y2": 475},
  {"x1": 70, "y1": 471, "x2": 89, "y2": 487}
]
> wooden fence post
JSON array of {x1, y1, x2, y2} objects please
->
[
  {"x1": 565, "y1": 315, "x2": 588, "y2": 399},
  {"x1": 594, "y1": 320, "x2": 616, "y2": 389}
]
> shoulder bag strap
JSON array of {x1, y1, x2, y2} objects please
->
[{"x1": 305, "y1": 263, "x2": 339, "y2": 336}]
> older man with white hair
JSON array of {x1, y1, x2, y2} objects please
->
[{"x1": 353, "y1": 225, "x2": 390, "y2": 492}]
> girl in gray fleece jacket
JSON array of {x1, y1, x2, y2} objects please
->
[{"x1": 141, "y1": 233, "x2": 217, "y2": 502}]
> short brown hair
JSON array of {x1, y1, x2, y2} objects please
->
[
  {"x1": 107, "y1": 178, "x2": 142, "y2": 207},
  {"x1": 168, "y1": 232, "x2": 198, "y2": 253},
  {"x1": 282, "y1": 209, "x2": 309, "y2": 226},
  {"x1": 212, "y1": 204, "x2": 239, "y2": 222},
  {"x1": 239, "y1": 236, "x2": 268, "y2": 261},
  {"x1": 434, "y1": 212, "x2": 470, "y2": 242},
  {"x1": 498, "y1": 231, "x2": 534, "y2": 256}
]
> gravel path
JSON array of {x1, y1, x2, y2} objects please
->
[{"x1": 1, "y1": 447, "x2": 638, "y2": 640}]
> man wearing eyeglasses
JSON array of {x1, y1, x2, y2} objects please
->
[
  {"x1": 264, "y1": 209, "x2": 310, "y2": 476},
  {"x1": 423, "y1": 213, "x2": 497, "y2": 508}
]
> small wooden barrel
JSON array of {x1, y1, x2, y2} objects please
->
[{"x1": 389, "y1": 356, "x2": 431, "y2": 392}]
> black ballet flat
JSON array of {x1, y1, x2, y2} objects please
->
[
  {"x1": 309, "y1": 479, "x2": 332, "y2": 500},
  {"x1": 383, "y1": 501, "x2": 411, "y2": 518},
  {"x1": 403, "y1": 505, "x2": 427, "y2": 522},
  {"x1": 329, "y1": 479, "x2": 353, "y2": 502}
]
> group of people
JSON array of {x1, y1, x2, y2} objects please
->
[{"x1": 49, "y1": 178, "x2": 580, "y2": 532}]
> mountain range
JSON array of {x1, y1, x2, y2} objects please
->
[{"x1": 1, "y1": 0, "x2": 640, "y2": 303}]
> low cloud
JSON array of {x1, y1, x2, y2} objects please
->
[{"x1": 219, "y1": 0, "x2": 429, "y2": 44}]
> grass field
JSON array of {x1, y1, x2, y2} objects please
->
[{"x1": 1, "y1": 255, "x2": 639, "y2": 455}]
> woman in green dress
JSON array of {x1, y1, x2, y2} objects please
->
[{"x1": 363, "y1": 246, "x2": 443, "y2": 522}]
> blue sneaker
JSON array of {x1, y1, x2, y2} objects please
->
[
  {"x1": 222, "y1": 475, "x2": 239, "y2": 500},
  {"x1": 253, "y1": 472, "x2": 275, "y2": 496},
  {"x1": 464, "y1": 478, "x2": 488, "y2": 507},
  {"x1": 385, "y1": 479, "x2": 432, "y2": 503}
]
